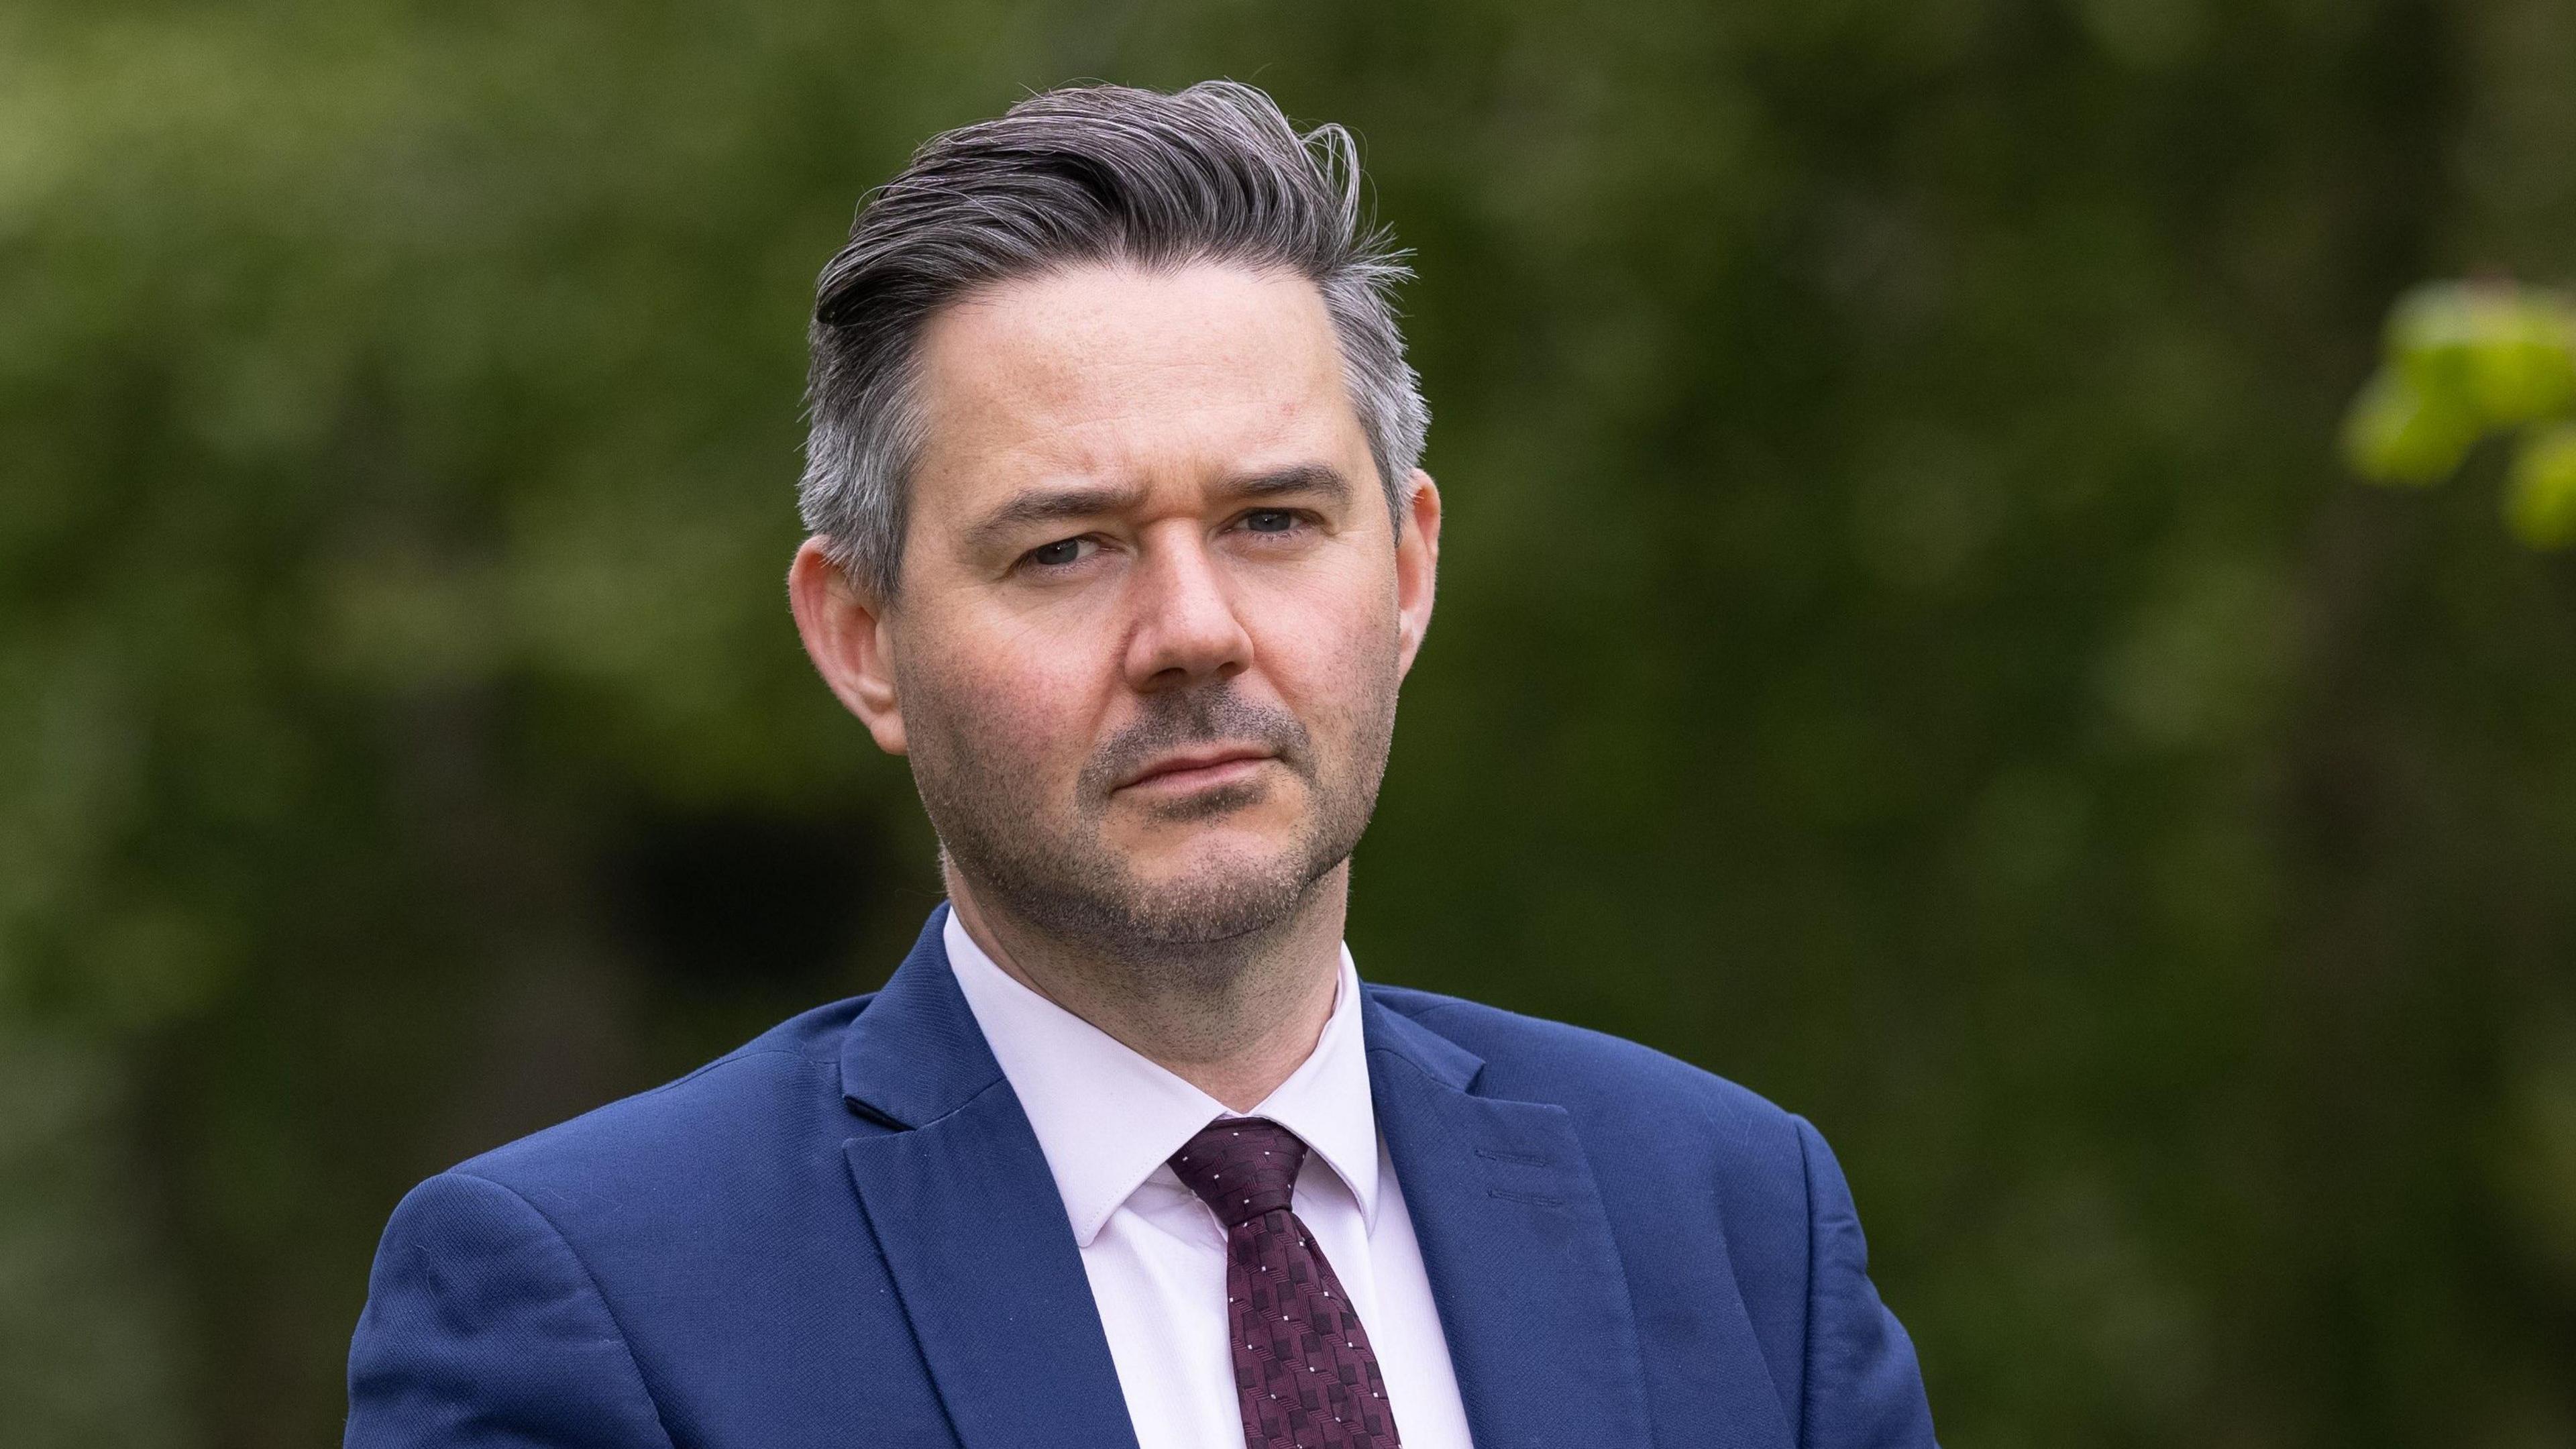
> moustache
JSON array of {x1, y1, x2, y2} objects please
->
[{"x1": 1080, "y1": 687, "x2": 1313, "y2": 797}]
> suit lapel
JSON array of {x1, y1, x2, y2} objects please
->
[
  {"x1": 839, "y1": 911, "x2": 1140, "y2": 1449},
  {"x1": 1364, "y1": 997, "x2": 1657, "y2": 1449}
]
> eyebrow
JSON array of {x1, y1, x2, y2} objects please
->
[
  {"x1": 1228, "y1": 463, "x2": 1354, "y2": 508},
  {"x1": 962, "y1": 464, "x2": 1356, "y2": 556},
  {"x1": 963, "y1": 483, "x2": 1142, "y2": 556}
]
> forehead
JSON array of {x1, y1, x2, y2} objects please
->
[{"x1": 908, "y1": 261, "x2": 1368, "y2": 506}]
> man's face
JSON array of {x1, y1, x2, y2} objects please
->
[{"x1": 800, "y1": 262, "x2": 1440, "y2": 952}]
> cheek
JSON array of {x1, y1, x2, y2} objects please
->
[
  {"x1": 1251, "y1": 578, "x2": 1402, "y2": 731},
  {"x1": 902, "y1": 610, "x2": 1116, "y2": 775}
]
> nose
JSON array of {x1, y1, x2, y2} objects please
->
[{"x1": 1122, "y1": 524, "x2": 1253, "y2": 692}]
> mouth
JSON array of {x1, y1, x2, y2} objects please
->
[{"x1": 1115, "y1": 744, "x2": 1279, "y2": 795}]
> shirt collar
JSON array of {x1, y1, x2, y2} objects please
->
[{"x1": 941, "y1": 910, "x2": 1381, "y2": 1246}]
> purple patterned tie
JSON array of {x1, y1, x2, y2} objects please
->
[{"x1": 1169, "y1": 1118, "x2": 1402, "y2": 1449}]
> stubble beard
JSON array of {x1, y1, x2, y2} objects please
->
[{"x1": 906, "y1": 669, "x2": 1397, "y2": 985}]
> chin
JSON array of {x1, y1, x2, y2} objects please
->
[
  {"x1": 1126, "y1": 835, "x2": 1303, "y2": 899},
  {"x1": 1110, "y1": 841, "x2": 1332, "y2": 947}
]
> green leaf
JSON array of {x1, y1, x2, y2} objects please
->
[
  {"x1": 2505, "y1": 423, "x2": 2576, "y2": 549},
  {"x1": 2388, "y1": 282, "x2": 2576, "y2": 429},
  {"x1": 2341, "y1": 367, "x2": 2477, "y2": 484}
]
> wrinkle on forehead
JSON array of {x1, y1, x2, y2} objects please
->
[{"x1": 908, "y1": 260, "x2": 1369, "y2": 507}]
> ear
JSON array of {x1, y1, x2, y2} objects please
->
[
  {"x1": 1393, "y1": 469, "x2": 1442, "y2": 680},
  {"x1": 788, "y1": 537, "x2": 908, "y2": 756}
]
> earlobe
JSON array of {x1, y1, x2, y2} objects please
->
[{"x1": 786, "y1": 538, "x2": 909, "y2": 756}]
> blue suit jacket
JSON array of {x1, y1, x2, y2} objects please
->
[{"x1": 347, "y1": 909, "x2": 1936, "y2": 1448}]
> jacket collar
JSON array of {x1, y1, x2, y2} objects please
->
[
  {"x1": 1358, "y1": 989, "x2": 1661, "y2": 1449},
  {"x1": 1357, "y1": 985, "x2": 1485, "y2": 1091},
  {"x1": 837, "y1": 904, "x2": 1005, "y2": 1129},
  {"x1": 835, "y1": 906, "x2": 1137, "y2": 1449}
]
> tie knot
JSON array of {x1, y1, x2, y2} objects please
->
[{"x1": 1169, "y1": 1117, "x2": 1308, "y2": 1228}]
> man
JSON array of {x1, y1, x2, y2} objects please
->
[{"x1": 345, "y1": 80, "x2": 1937, "y2": 1449}]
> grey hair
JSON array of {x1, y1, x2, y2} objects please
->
[{"x1": 798, "y1": 80, "x2": 1428, "y2": 601}]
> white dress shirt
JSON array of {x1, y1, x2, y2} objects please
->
[{"x1": 942, "y1": 912, "x2": 1476, "y2": 1449}]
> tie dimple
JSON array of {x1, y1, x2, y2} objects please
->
[
  {"x1": 1168, "y1": 1118, "x2": 1307, "y2": 1227},
  {"x1": 1169, "y1": 1117, "x2": 1402, "y2": 1449}
]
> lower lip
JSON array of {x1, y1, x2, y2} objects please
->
[{"x1": 1123, "y1": 757, "x2": 1271, "y2": 794}]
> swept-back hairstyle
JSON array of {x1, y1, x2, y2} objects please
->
[{"x1": 799, "y1": 80, "x2": 1427, "y2": 600}]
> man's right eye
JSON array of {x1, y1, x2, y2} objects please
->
[{"x1": 1025, "y1": 537, "x2": 1095, "y2": 568}]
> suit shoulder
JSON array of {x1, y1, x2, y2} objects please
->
[
  {"x1": 1366, "y1": 983, "x2": 1823, "y2": 1296},
  {"x1": 443, "y1": 993, "x2": 873, "y2": 1207},
  {"x1": 1365, "y1": 983, "x2": 1803, "y2": 1149}
]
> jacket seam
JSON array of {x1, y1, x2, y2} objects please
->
[
  {"x1": 886, "y1": 1071, "x2": 1017, "y2": 1132},
  {"x1": 1375, "y1": 993, "x2": 1464, "y2": 1024},
  {"x1": 655, "y1": 1046, "x2": 833, "y2": 1093},
  {"x1": 453, "y1": 1171, "x2": 681, "y2": 1449}
]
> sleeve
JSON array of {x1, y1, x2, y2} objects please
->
[
  {"x1": 345, "y1": 1171, "x2": 676, "y2": 1449},
  {"x1": 1792, "y1": 1116, "x2": 1939, "y2": 1449}
]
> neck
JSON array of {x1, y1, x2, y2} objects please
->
[{"x1": 942, "y1": 861, "x2": 1350, "y2": 1112}]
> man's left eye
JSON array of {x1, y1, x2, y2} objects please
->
[{"x1": 1242, "y1": 510, "x2": 1298, "y2": 534}]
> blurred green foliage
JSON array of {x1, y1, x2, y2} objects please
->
[
  {"x1": 2345, "y1": 280, "x2": 2576, "y2": 541},
  {"x1": 7, "y1": 0, "x2": 2576, "y2": 1445}
]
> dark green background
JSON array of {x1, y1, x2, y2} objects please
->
[{"x1": 9, "y1": 0, "x2": 2576, "y2": 1443}]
